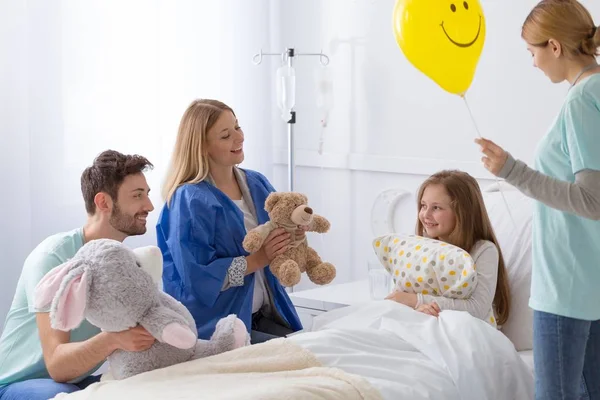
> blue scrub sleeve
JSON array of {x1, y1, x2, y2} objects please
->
[{"x1": 166, "y1": 194, "x2": 236, "y2": 308}]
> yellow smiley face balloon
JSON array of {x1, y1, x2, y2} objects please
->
[{"x1": 393, "y1": 0, "x2": 486, "y2": 96}]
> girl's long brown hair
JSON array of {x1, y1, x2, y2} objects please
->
[{"x1": 416, "y1": 170, "x2": 510, "y2": 325}]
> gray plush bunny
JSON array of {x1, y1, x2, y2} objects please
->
[{"x1": 34, "y1": 239, "x2": 250, "y2": 380}]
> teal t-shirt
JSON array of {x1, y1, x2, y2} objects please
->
[
  {"x1": 0, "y1": 228, "x2": 102, "y2": 386},
  {"x1": 530, "y1": 74, "x2": 600, "y2": 320}
]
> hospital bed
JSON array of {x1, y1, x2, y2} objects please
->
[
  {"x1": 286, "y1": 182, "x2": 536, "y2": 399},
  {"x1": 54, "y1": 183, "x2": 536, "y2": 400}
]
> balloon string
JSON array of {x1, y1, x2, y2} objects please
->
[
  {"x1": 462, "y1": 95, "x2": 518, "y2": 231},
  {"x1": 463, "y1": 96, "x2": 483, "y2": 138}
]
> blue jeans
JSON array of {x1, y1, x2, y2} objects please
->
[
  {"x1": 534, "y1": 311, "x2": 600, "y2": 399},
  {"x1": 0, "y1": 375, "x2": 100, "y2": 400}
]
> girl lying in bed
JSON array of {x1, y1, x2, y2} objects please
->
[{"x1": 384, "y1": 170, "x2": 511, "y2": 327}]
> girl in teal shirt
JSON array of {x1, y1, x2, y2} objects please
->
[{"x1": 477, "y1": 1, "x2": 600, "y2": 398}]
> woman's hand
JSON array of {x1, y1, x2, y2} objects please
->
[
  {"x1": 385, "y1": 290, "x2": 418, "y2": 308},
  {"x1": 246, "y1": 228, "x2": 291, "y2": 273},
  {"x1": 475, "y1": 138, "x2": 509, "y2": 176},
  {"x1": 416, "y1": 303, "x2": 441, "y2": 317},
  {"x1": 262, "y1": 228, "x2": 291, "y2": 262}
]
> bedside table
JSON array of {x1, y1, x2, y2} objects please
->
[{"x1": 289, "y1": 279, "x2": 372, "y2": 331}]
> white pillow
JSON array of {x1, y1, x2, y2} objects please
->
[{"x1": 483, "y1": 189, "x2": 534, "y2": 351}]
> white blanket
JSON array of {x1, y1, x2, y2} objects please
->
[
  {"x1": 289, "y1": 301, "x2": 534, "y2": 400},
  {"x1": 55, "y1": 301, "x2": 533, "y2": 400},
  {"x1": 53, "y1": 337, "x2": 381, "y2": 400}
]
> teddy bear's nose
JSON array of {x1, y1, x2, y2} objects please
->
[{"x1": 304, "y1": 207, "x2": 313, "y2": 215}]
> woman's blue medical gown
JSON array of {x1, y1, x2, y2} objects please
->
[{"x1": 156, "y1": 169, "x2": 303, "y2": 339}]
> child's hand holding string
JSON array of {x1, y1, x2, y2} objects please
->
[{"x1": 475, "y1": 138, "x2": 509, "y2": 177}]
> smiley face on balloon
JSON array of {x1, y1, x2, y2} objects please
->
[{"x1": 393, "y1": 0, "x2": 486, "y2": 96}]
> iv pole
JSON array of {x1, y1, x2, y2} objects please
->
[{"x1": 252, "y1": 48, "x2": 330, "y2": 192}]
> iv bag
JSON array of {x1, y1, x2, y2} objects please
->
[
  {"x1": 314, "y1": 66, "x2": 333, "y2": 112},
  {"x1": 276, "y1": 65, "x2": 296, "y2": 121},
  {"x1": 314, "y1": 66, "x2": 334, "y2": 154}
]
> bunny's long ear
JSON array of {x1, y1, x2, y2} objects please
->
[
  {"x1": 34, "y1": 259, "x2": 78, "y2": 311},
  {"x1": 50, "y1": 263, "x2": 89, "y2": 331}
]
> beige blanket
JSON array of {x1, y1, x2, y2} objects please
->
[{"x1": 54, "y1": 338, "x2": 382, "y2": 400}]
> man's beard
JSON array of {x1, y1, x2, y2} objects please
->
[{"x1": 109, "y1": 203, "x2": 147, "y2": 236}]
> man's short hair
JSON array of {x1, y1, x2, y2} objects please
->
[{"x1": 80, "y1": 150, "x2": 153, "y2": 215}]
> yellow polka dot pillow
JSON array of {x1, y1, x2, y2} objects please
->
[{"x1": 372, "y1": 234, "x2": 477, "y2": 298}]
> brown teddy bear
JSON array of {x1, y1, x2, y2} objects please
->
[{"x1": 242, "y1": 192, "x2": 336, "y2": 287}]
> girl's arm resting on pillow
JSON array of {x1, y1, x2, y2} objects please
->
[{"x1": 417, "y1": 242, "x2": 499, "y2": 321}]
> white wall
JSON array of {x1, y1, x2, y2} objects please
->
[
  {"x1": 0, "y1": 0, "x2": 276, "y2": 327},
  {"x1": 269, "y1": 0, "x2": 600, "y2": 290},
  {"x1": 0, "y1": 0, "x2": 32, "y2": 327}
]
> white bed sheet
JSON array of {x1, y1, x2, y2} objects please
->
[
  {"x1": 290, "y1": 327, "x2": 458, "y2": 399},
  {"x1": 519, "y1": 350, "x2": 534, "y2": 374},
  {"x1": 289, "y1": 301, "x2": 534, "y2": 400},
  {"x1": 56, "y1": 301, "x2": 535, "y2": 400}
]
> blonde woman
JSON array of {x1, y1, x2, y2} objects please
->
[
  {"x1": 157, "y1": 99, "x2": 303, "y2": 344},
  {"x1": 476, "y1": 1, "x2": 600, "y2": 397}
]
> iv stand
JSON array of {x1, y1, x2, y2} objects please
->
[{"x1": 252, "y1": 48, "x2": 330, "y2": 192}]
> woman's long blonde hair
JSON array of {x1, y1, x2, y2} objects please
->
[
  {"x1": 416, "y1": 170, "x2": 511, "y2": 326},
  {"x1": 162, "y1": 99, "x2": 234, "y2": 205},
  {"x1": 522, "y1": 0, "x2": 600, "y2": 57}
]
